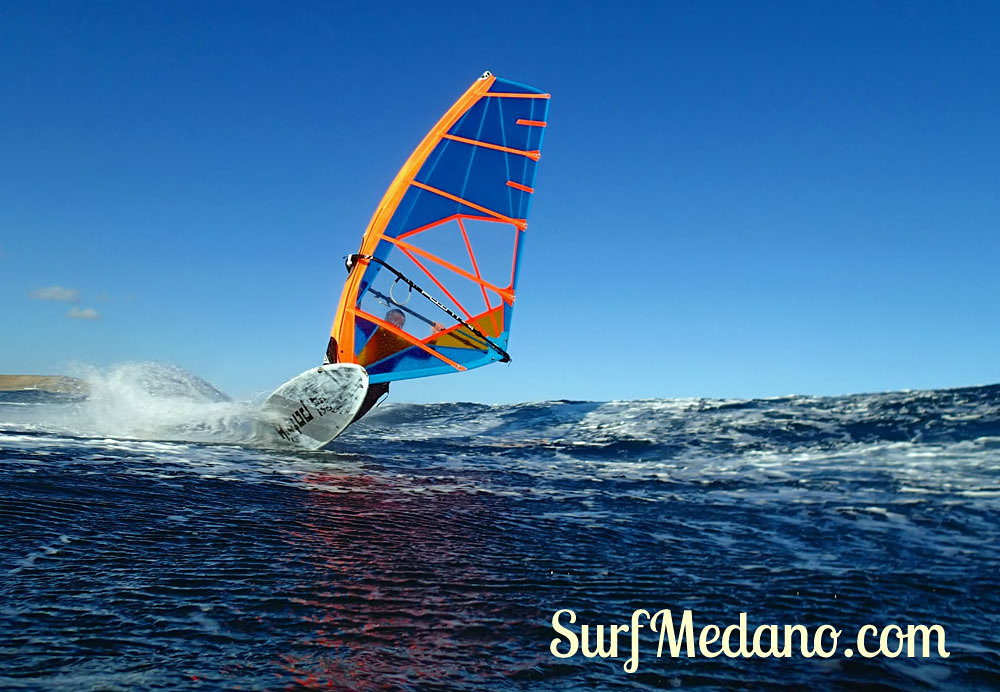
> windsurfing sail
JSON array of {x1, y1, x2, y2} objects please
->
[{"x1": 327, "y1": 71, "x2": 549, "y2": 384}]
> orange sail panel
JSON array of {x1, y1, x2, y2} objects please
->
[{"x1": 329, "y1": 72, "x2": 549, "y2": 384}]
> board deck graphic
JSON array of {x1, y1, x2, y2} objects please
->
[{"x1": 260, "y1": 364, "x2": 368, "y2": 450}]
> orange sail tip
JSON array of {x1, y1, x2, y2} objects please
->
[
  {"x1": 506, "y1": 181, "x2": 534, "y2": 194},
  {"x1": 515, "y1": 119, "x2": 547, "y2": 127}
]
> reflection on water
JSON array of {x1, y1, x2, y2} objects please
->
[{"x1": 278, "y1": 471, "x2": 548, "y2": 689}]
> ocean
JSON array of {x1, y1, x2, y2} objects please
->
[{"x1": 1, "y1": 365, "x2": 997, "y2": 690}]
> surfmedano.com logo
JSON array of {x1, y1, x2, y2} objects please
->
[{"x1": 550, "y1": 609, "x2": 950, "y2": 674}]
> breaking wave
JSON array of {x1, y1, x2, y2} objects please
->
[{"x1": 0, "y1": 363, "x2": 261, "y2": 444}]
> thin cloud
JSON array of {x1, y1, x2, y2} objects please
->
[
  {"x1": 31, "y1": 286, "x2": 80, "y2": 302},
  {"x1": 68, "y1": 307, "x2": 100, "y2": 320}
]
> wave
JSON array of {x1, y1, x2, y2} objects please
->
[
  {"x1": 343, "y1": 384, "x2": 1000, "y2": 456},
  {"x1": 0, "y1": 362, "x2": 262, "y2": 444},
  {"x1": 1, "y1": 364, "x2": 997, "y2": 455}
]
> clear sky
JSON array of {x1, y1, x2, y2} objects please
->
[{"x1": 2, "y1": 1, "x2": 998, "y2": 403}]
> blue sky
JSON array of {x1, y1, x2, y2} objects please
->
[{"x1": 2, "y1": 1, "x2": 998, "y2": 402}]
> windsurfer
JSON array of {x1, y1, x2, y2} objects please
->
[
  {"x1": 386, "y1": 306, "x2": 443, "y2": 333},
  {"x1": 386, "y1": 308, "x2": 405, "y2": 329}
]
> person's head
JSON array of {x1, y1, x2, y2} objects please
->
[{"x1": 386, "y1": 309, "x2": 405, "y2": 329}]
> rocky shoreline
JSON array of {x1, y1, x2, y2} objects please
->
[{"x1": 0, "y1": 375, "x2": 88, "y2": 394}]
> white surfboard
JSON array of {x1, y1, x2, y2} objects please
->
[{"x1": 260, "y1": 363, "x2": 368, "y2": 450}]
